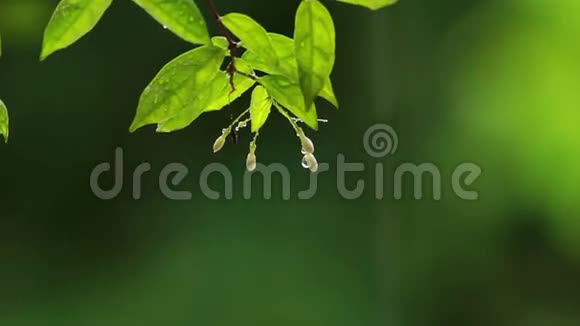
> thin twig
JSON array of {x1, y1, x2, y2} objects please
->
[
  {"x1": 273, "y1": 101, "x2": 301, "y2": 135},
  {"x1": 207, "y1": 0, "x2": 239, "y2": 91}
]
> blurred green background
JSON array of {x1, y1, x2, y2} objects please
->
[{"x1": 1, "y1": 0, "x2": 579, "y2": 325}]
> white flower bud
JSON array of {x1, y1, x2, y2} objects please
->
[
  {"x1": 304, "y1": 153, "x2": 318, "y2": 173},
  {"x1": 246, "y1": 152, "x2": 257, "y2": 172},
  {"x1": 300, "y1": 135, "x2": 315, "y2": 154},
  {"x1": 213, "y1": 135, "x2": 226, "y2": 153}
]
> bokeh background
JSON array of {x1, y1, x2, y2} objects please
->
[{"x1": 1, "y1": 0, "x2": 579, "y2": 325}]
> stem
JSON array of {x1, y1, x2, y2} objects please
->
[
  {"x1": 227, "y1": 108, "x2": 250, "y2": 132},
  {"x1": 273, "y1": 102, "x2": 302, "y2": 136},
  {"x1": 250, "y1": 131, "x2": 259, "y2": 153},
  {"x1": 237, "y1": 118, "x2": 251, "y2": 128},
  {"x1": 207, "y1": 0, "x2": 239, "y2": 91},
  {"x1": 207, "y1": 0, "x2": 236, "y2": 45},
  {"x1": 235, "y1": 67, "x2": 258, "y2": 81}
]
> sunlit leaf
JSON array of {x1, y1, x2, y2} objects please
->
[
  {"x1": 260, "y1": 75, "x2": 319, "y2": 130},
  {"x1": 294, "y1": 0, "x2": 336, "y2": 110},
  {"x1": 211, "y1": 36, "x2": 229, "y2": 50},
  {"x1": 221, "y1": 13, "x2": 279, "y2": 68},
  {"x1": 40, "y1": 0, "x2": 112, "y2": 60},
  {"x1": 0, "y1": 99, "x2": 8, "y2": 143},
  {"x1": 243, "y1": 33, "x2": 339, "y2": 108},
  {"x1": 319, "y1": 79, "x2": 339, "y2": 108},
  {"x1": 132, "y1": 0, "x2": 210, "y2": 45},
  {"x1": 203, "y1": 58, "x2": 257, "y2": 113},
  {"x1": 232, "y1": 57, "x2": 255, "y2": 76},
  {"x1": 243, "y1": 33, "x2": 298, "y2": 79},
  {"x1": 336, "y1": 0, "x2": 398, "y2": 10},
  {"x1": 204, "y1": 73, "x2": 256, "y2": 112},
  {"x1": 130, "y1": 45, "x2": 226, "y2": 132},
  {"x1": 249, "y1": 86, "x2": 272, "y2": 132},
  {"x1": 158, "y1": 72, "x2": 255, "y2": 132}
]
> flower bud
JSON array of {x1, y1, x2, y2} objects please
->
[
  {"x1": 213, "y1": 135, "x2": 226, "y2": 153},
  {"x1": 304, "y1": 153, "x2": 318, "y2": 173},
  {"x1": 300, "y1": 135, "x2": 315, "y2": 154},
  {"x1": 246, "y1": 152, "x2": 257, "y2": 172}
]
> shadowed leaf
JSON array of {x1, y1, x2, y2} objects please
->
[
  {"x1": 261, "y1": 75, "x2": 319, "y2": 130},
  {"x1": 294, "y1": 0, "x2": 336, "y2": 110},
  {"x1": 243, "y1": 33, "x2": 339, "y2": 108}
]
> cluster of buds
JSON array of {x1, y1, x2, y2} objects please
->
[
  {"x1": 299, "y1": 129, "x2": 318, "y2": 173},
  {"x1": 211, "y1": 115, "x2": 259, "y2": 172},
  {"x1": 212, "y1": 109, "x2": 321, "y2": 173},
  {"x1": 213, "y1": 115, "x2": 252, "y2": 154}
]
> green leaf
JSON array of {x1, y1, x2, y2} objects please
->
[
  {"x1": 243, "y1": 33, "x2": 297, "y2": 79},
  {"x1": 249, "y1": 86, "x2": 272, "y2": 132},
  {"x1": 130, "y1": 45, "x2": 226, "y2": 132},
  {"x1": 260, "y1": 75, "x2": 319, "y2": 130},
  {"x1": 294, "y1": 0, "x2": 336, "y2": 110},
  {"x1": 221, "y1": 13, "x2": 279, "y2": 67},
  {"x1": 243, "y1": 33, "x2": 339, "y2": 108},
  {"x1": 319, "y1": 79, "x2": 339, "y2": 108},
  {"x1": 40, "y1": 0, "x2": 113, "y2": 60},
  {"x1": 232, "y1": 57, "x2": 255, "y2": 76},
  {"x1": 336, "y1": 0, "x2": 398, "y2": 10},
  {"x1": 211, "y1": 36, "x2": 229, "y2": 50},
  {"x1": 0, "y1": 99, "x2": 8, "y2": 143},
  {"x1": 158, "y1": 57, "x2": 256, "y2": 132},
  {"x1": 158, "y1": 72, "x2": 255, "y2": 132},
  {"x1": 204, "y1": 72, "x2": 256, "y2": 112},
  {"x1": 202, "y1": 58, "x2": 257, "y2": 112},
  {"x1": 132, "y1": 0, "x2": 210, "y2": 45}
]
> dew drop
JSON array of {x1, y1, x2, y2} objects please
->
[
  {"x1": 301, "y1": 156, "x2": 309, "y2": 169},
  {"x1": 301, "y1": 148, "x2": 306, "y2": 155}
]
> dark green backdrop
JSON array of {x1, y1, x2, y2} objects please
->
[{"x1": 1, "y1": 0, "x2": 579, "y2": 325}]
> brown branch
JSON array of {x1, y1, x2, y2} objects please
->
[{"x1": 207, "y1": 0, "x2": 239, "y2": 92}]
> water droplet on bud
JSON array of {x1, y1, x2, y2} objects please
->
[{"x1": 301, "y1": 156, "x2": 309, "y2": 169}]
